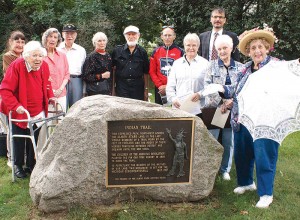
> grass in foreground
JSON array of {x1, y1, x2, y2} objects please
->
[{"x1": 0, "y1": 132, "x2": 299, "y2": 220}]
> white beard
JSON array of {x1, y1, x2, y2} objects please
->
[{"x1": 127, "y1": 41, "x2": 138, "y2": 47}]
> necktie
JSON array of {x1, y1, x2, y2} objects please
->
[{"x1": 211, "y1": 33, "x2": 219, "y2": 60}]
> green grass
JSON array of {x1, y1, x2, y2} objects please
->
[{"x1": 0, "y1": 132, "x2": 299, "y2": 220}]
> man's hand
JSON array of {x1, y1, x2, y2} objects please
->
[
  {"x1": 158, "y1": 85, "x2": 166, "y2": 96},
  {"x1": 16, "y1": 106, "x2": 25, "y2": 114}
]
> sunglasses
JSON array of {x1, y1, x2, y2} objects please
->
[{"x1": 162, "y1": 25, "x2": 175, "y2": 29}]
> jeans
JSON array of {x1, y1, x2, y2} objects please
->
[
  {"x1": 68, "y1": 77, "x2": 83, "y2": 107},
  {"x1": 234, "y1": 124, "x2": 279, "y2": 196},
  {"x1": 209, "y1": 128, "x2": 233, "y2": 173}
]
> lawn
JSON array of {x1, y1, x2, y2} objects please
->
[{"x1": 0, "y1": 131, "x2": 299, "y2": 220}]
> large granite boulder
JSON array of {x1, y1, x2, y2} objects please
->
[{"x1": 30, "y1": 95, "x2": 223, "y2": 213}]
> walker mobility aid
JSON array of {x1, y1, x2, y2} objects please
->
[{"x1": 9, "y1": 103, "x2": 65, "y2": 182}]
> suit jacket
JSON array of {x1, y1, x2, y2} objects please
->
[{"x1": 199, "y1": 30, "x2": 240, "y2": 61}]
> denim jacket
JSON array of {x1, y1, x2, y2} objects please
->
[{"x1": 204, "y1": 58, "x2": 244, "y2": 108}]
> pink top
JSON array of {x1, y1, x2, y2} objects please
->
[{"x1": 44, "y1": 49, "x2": 70, "y2": 97}]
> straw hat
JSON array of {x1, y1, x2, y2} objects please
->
[{"x1": 238, "y1": 27, "x2": 277, "y2": 56}]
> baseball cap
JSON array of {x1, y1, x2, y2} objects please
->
[
  {"x1": 123, "y1": 25, "x2": 139, "y2": 34},
  {"x1": 62, "y1": 24, "x2": 77, "y2": 32}
]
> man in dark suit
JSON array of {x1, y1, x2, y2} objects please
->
[{"x1": 199, "y1": 7, "x2": 240, "y2": 61}]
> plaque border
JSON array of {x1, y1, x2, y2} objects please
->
[{"x1": 106, "y1": 118, "x2": 195, "y2": 188}]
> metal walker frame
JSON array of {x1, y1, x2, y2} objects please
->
[{"x1": 8, "y1": 103, "x2": 65, "y2": 182}]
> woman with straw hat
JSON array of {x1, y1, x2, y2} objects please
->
[
  {"x1": 230, "y1": 26, "x2": 280, "y2": 208},
  {"x1": 204, "y1": 24, "x2": 282, "y2": 208}
]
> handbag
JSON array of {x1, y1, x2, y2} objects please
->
[{"x1": 86, "y1": 80, "x2": 111, "y2": 95}]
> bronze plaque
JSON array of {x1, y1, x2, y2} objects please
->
[{"x1": 106, "y1": 118, "x2": 195, "y2": 187}]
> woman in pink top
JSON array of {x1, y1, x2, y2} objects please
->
[{"x1": 42, "y1": 28, "x2": 70, "y2": 113}]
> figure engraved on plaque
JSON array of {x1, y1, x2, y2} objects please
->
[{"x1": 166, "y1": 128, "x2": 189, "y2": 177}]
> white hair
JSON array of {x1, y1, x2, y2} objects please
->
[
  {"x1": 41, "y1": 28, "x2": 62, "y2": 47},
  {"x1": 92, "y1": 32, "x2": 108, "y2": 47},
  {"x1": 183, "y1": 33, "x2": 200, "y2": 47},
  {"x1": 215, "y1": 35, "x2": 233, "y2": 49},
  {"x1": 22, "y1": 41, "x2": 46, "y2": 58}
]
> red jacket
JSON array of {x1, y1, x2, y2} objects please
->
[
  {"x1": 0, "y1": 58, "x2": 54, "y2": 129},
  {"x1": 149, "y1": 44, "x2": 184, "y2": 88}
]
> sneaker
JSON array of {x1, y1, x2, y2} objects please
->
[
  {"x1": 222, "y1": 172, "x2": 231, "y2": 181},
  {"x1": 233, "y1": 182, "x2": 257, "y2": 194},
  {"x1": 256, "y1": 195, "x2": 273, "y2": 208}
]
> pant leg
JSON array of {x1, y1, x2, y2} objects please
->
[
  {"x1": 209, "y1": 129, "x2": 220, "y2": 140},
  {"x1": 154, "y1": 87, "x2": 163, "y2": 105},
  {"x1": 25, "y1": 124, "x2": 41, "y2": 168},
  {"x1": 116, "y1": 79, "x2": 131, "y2": 99},
  {"x1": 11, "y1": 123, "x2": 26, "y2": 166},
  {"x1": 220, "y1": 128, "x2": 233, "y2": 173},
  {"x1": 234, "y1": 124, "x2": 255, "y2": 186},
  {"x1": 254, "y1": 138, "x2": 279, "y2": 196},
  {"x1": 68, "y1": 78, "x2": 83, "y2": 107},
  {"x1": 129, "y1": 79, "x2": 144, "y2": 100}
]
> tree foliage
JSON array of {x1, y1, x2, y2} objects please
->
[{"x1": 1, "y1": 0, "x2": 299, "y2": 72}]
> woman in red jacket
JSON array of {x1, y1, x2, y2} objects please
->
[{"x1": 0, "y1": 41, "x2": 56, "y2": 179}]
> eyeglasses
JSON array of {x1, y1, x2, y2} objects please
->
[
  {"x1": 211, "y1": 16, "x2": 225, "y2": 19},
  {"x1": 162, "y1": 25, "x2": 175, "y2": 29},
  {"x1": 162, "y1": 34, "x2": 174, "y2": 38}
]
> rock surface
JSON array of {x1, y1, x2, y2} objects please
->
[{"x1": 30, "y1": 95, "x2": 223, "y2": 213}]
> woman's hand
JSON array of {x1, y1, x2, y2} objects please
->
[
  {"x1": 16, "y1": 106, "x2": 25, "y2": 114},
  {"x1": 49, "y1": 97, "x2": 57, "y2": 106},
  {"x1": 224, "y1": 99, "x2": 233, "y2": 109},
  {"x1": 191, "y1": 93, "x2": 201, "y2": 102},
  {"x1": 172, "y1": 100, "x2": 181, "y2": 108},
  {"x1": 53, "y1": 88, "x2": 63, "y2": 98},
  {"x1": 102, "y1": 71, "x2": 110, "y2": 79}
]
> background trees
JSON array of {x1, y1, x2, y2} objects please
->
[{"x1": 1, "y1": 0, "x2": 299, "y2": 72}]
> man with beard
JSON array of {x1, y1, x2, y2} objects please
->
[
  {"x1": 112, "y1": 25, "x2": 149, "y2": 101},
  {"x1": 59, "y1": 24, "x2": 86, "y2": 107},
  {"x1": 199, "y1": 7, "x2": 240, "y2": 61}
]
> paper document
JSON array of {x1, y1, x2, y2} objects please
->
[
  {"x1": 211, "y1": 106, "x2": 230, "y2": 128},
  {"x1": 202, "y1": 84, "x2": 224, "y2": 96},
  {"x1": 178, "y1": 93, "x2": 201, "y2": 114}
]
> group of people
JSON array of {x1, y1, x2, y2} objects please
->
[
  {"x1": 154, "y1": 7, "x2": 296, "y2": 209},
  {"x1": 1, "y1": 6, "x2": 297, "y2": 209}
]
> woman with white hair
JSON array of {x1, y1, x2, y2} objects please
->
[
  {"x1": 203, "y1": 34, "x2": 244, "y2": 181},
  {"x1": 42, "y1": 28, "x2": 70, "y2": 112},
  {"x1": 82, "y1": 32, "x2": 112, "y2": 96},
  {"x1": 166, "y1": 33, "x2": 209, "y2": 117},
  {"x1": 0, "y1": 41, "x2": 55, "y2": 178}
]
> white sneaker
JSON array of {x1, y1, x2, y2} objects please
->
[
  {"x1": 233, "y1": 182, "x2": 257, "y2": 194},
  {"x1": 222, "y1": 172, "x2": 231, "y2": 181},
  {"x1": 256, "y1": 195, "x2": 273, "y2": 208}
]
